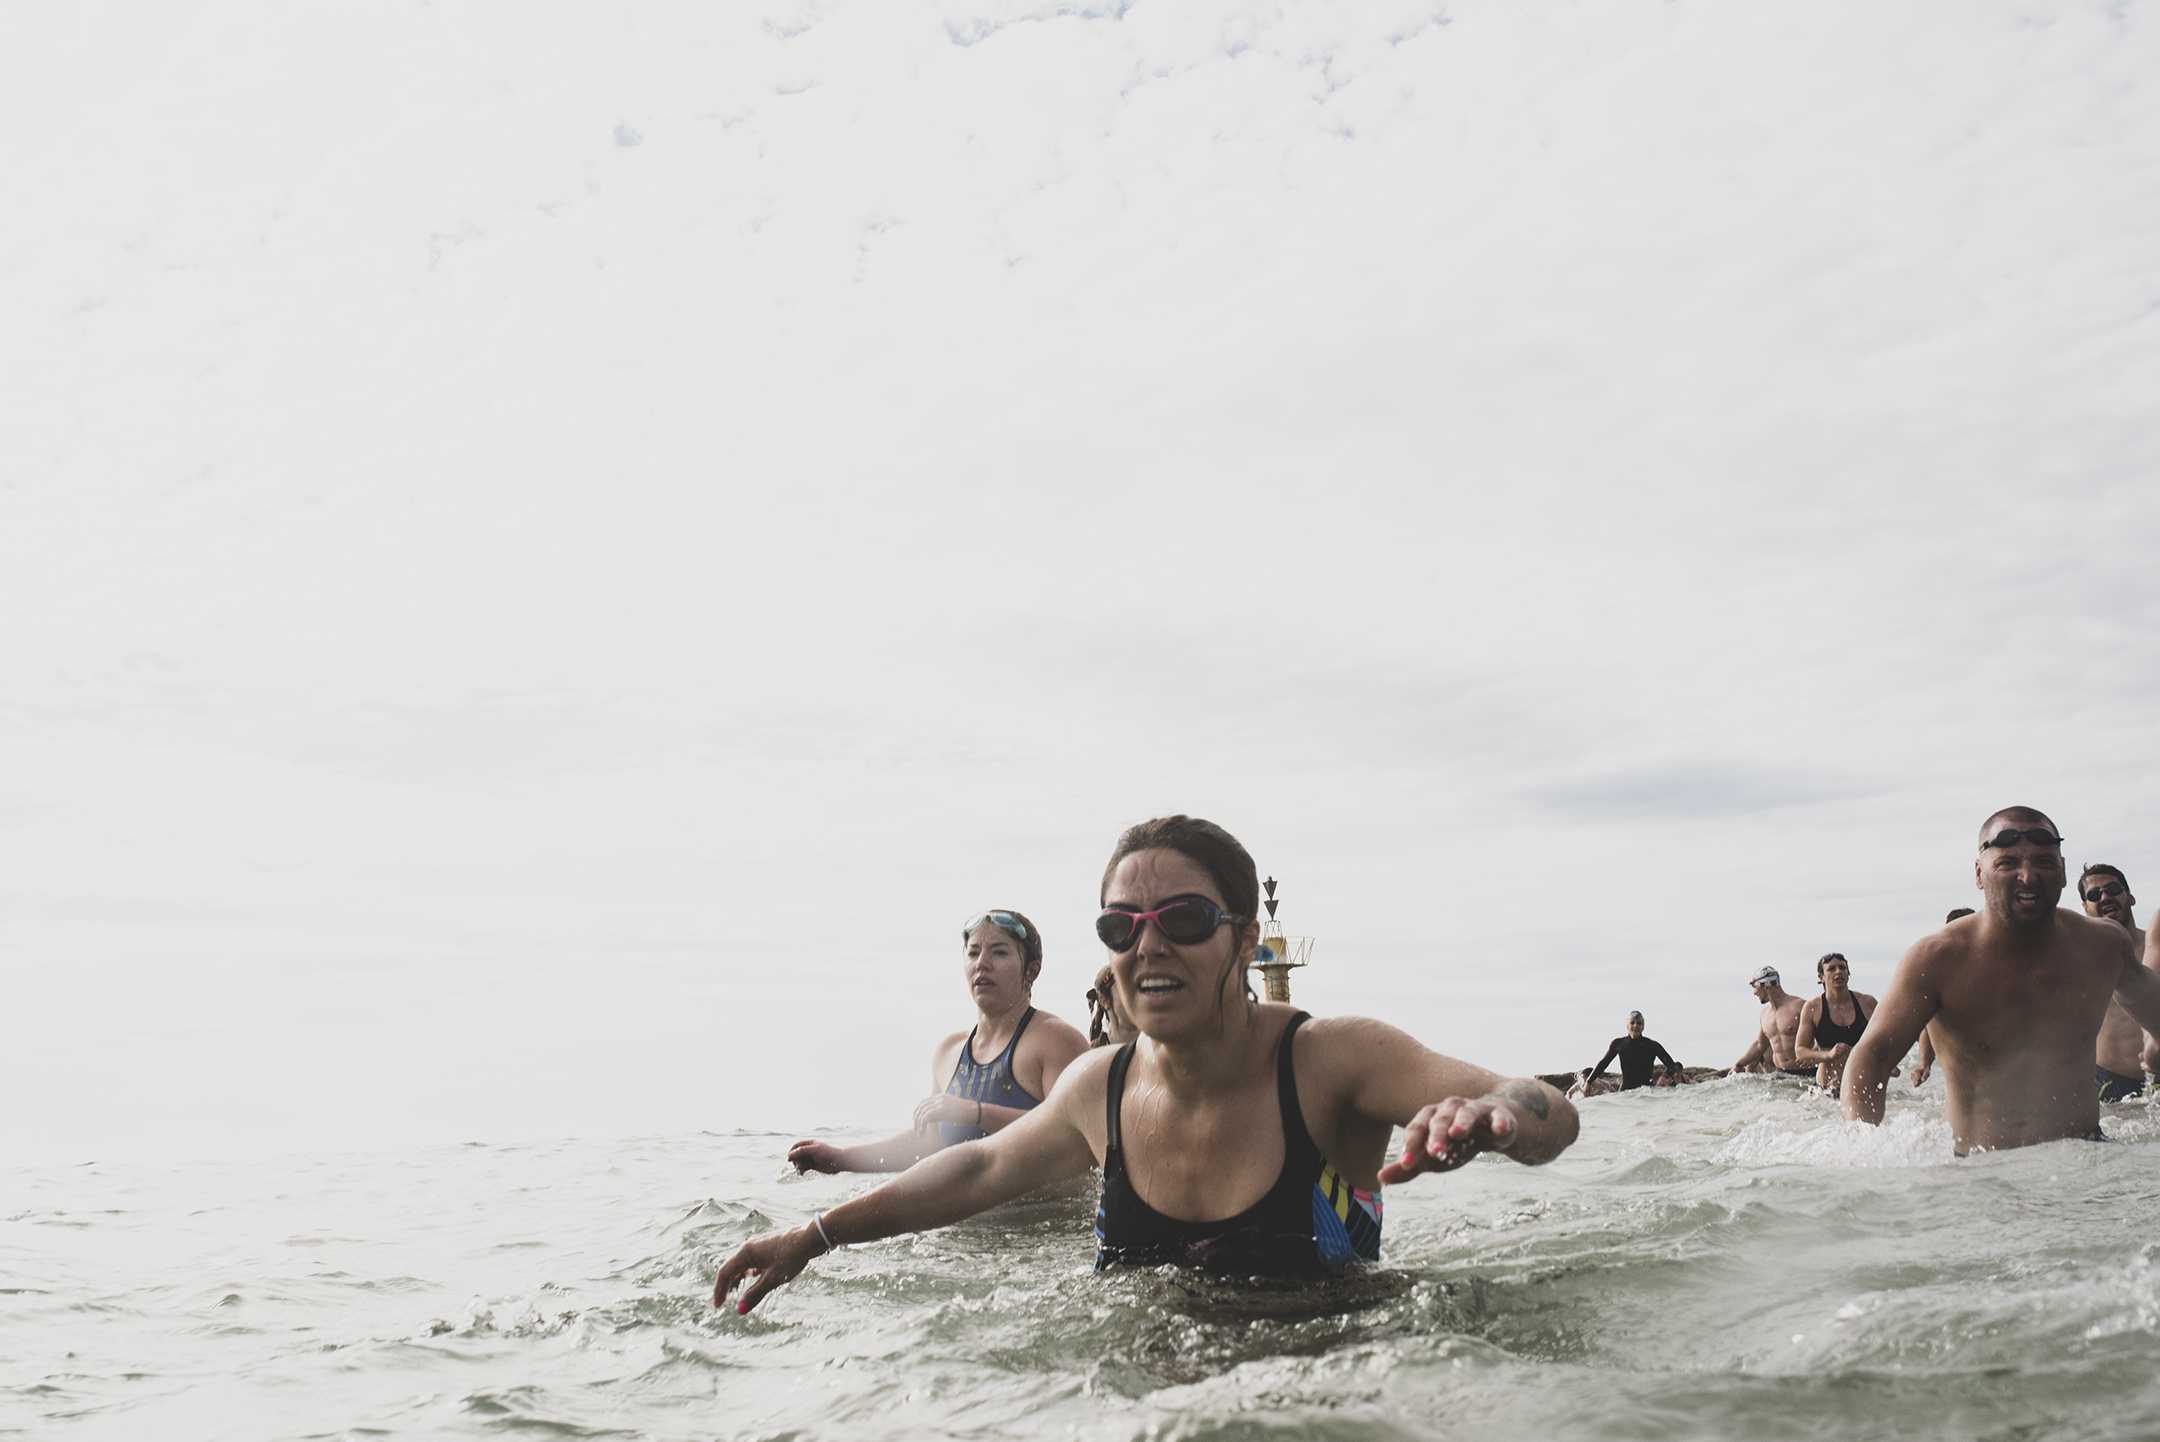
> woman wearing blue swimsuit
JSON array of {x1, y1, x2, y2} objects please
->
[
  {"x1": 786, "y1": 909, "x2": 1088, "y2": 1174},
  {"x1": 719, "y1": 815, "x2": 1579, "y2": 1310}
]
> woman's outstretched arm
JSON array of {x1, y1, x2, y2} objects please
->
[{"x1": 716, "y1": 1056, "x2": 1103, "y2": 1314}]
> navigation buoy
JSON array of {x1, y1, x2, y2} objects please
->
[{"x1": 1254, "y1": 874, "x2": 1314, "y2": 1002}]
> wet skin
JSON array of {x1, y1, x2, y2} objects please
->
[
  {"x1": 1845, "y1": 829, "x2": 2160, "y2": 1150},
  {"x1": 1734, "y1": 981, "x2": 1806, "y2": 1071},
  {"x1": 716, "y1": 847, "x2": 1578, "y2": 1314},
  {"x1": 2080, "y1": 880, "x2": 2150, "y2": 1078},
  {"x1": 1793, "y1": 957, "x2": 1876, "y2": 1092},
  {"x1": 786, "y1": 920, "x2": 1085, "y2": 1175}
]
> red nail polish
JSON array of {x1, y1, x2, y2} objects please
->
[{"x1": 736, "y1": 1300, "x2": 748, "y2": 1314}]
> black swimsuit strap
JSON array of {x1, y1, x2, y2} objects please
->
[
  {"x1": 1105, "y1": 1040, "x2": 1137, "y2": 1154},
  {"x1": 994, "y1": 1006, "x2": 1037, "y2": 1065},
  {"x1": 1274, "y1": 1012, "x2": 1318, "y2": 1165}
]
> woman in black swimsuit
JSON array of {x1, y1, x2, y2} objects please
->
[
  {"x1": 716, "y1": 815, "x2": 1580, "y2": 1310},
  {"x1": 1792, "y1": 952, "x2": 1877, "y2": 1096}
]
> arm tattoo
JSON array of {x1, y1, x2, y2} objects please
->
[{"x1": 1497, "y1": 1078, "x2": 1551, "y2": 1121}]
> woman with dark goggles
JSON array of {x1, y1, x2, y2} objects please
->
[
  {"x1": 782, "y1": 907, "x2": 1086, "y2": 1178},
  {"x1": 719, "y1": 815, "x2": 1579, "y2": 1315}
]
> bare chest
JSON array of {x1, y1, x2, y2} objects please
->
[{"x1": 1941, "y1": 952, "x2": 2115, "y2": 1059}]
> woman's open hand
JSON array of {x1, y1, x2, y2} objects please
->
[
  {"x1": 713, "y1": 1224, "x2": 822, "y2": 1315},
  {"x1": 1378, "y1": 1095, "x2": 1521, "y2": 1183}
]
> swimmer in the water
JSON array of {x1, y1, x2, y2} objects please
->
[
  {"x1": 1845, "y1": 807, "x2": 2160, "y2": 1152},
  {"x1": 1573, "y1": 1010, "x2": 1682, "y2": 1094},
  {"x1": 1791, "y1": 953, "x2": 1876, "y2": 1096},
  {"x1": 1731, "y1": 966, "x2": 1809, "y2": 1075},
  {"x1": 1911, "y1": 909, "x2": 1975, "y2": 1087},
  {"x1": 786, "y1": 909, "x2": 1087, "y2": 1174},
  {"x1": 1085, "y1": 963, "x2": 1138, "y2": 1047},
  {"x1": 718, "y1": 816, "x2": 1579, "y2": 1311},
  {"x1": 2078, "y1": 863, "x2": 2154, "y2": 1102}
]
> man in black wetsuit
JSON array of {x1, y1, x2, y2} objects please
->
[{"x1": 1576, "y1": 1011, "x2": 1682, "y2": 1094}]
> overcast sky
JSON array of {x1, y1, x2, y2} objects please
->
[{"x1": 5, "y1": 0, "x2": 2157, "y2": 1164}]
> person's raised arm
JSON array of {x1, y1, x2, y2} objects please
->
[
  {"x1": 1842, "y1": 941, "x2": 1942, "y2": 1125},
  {"x1": 2139, "y1": 929, "x2": 2160, "y2": 1075},
  {"x1": 1311, "y1": 1018, "x2": 1578, "y2": 1183},
  {"x1": 718, "y1": 1058, "x2": 1103, "y2": 1315},
  {"x1": 2107, "y1": 927, "x2": 2160, "y2": 1040}
]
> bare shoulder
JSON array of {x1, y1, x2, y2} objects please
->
[
  {"x1": 930, "y1": 1029, "x2": 970, "y2": 1065},
  {"x1": 2062, "y1": 908, "x2": 2124, "y2": 935},
  {"x1": 1798, "y1": 995, "x2": 1823, "y2": 1019},
  {"x1": 1297, "y1": 1013, "x2": 1422, "y2": 1065},
  {"x1": 1044, "y1": 1041, "x2": 1117, "y2": 1098},
  {"x1": 2065, "y1": 909, "x2": 2140, "y2": 963},
  {"x1": 1856, "y1": 991, "x2": 1878, "y2": 1011},
  {"x1": 1040, "y1": 1042, "x2": 1118, "y2": 1129},
  {"x1": 1020, "y1": 1009, "x2": 1089, "y2": 1057},
  {"x1": 1899, "y1": 927, "x2": 1962, "y2": 978}
]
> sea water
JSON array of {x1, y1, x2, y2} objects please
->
[{"x1": 8, "y1": 1077, "x2": 2160, "y2": 1441}]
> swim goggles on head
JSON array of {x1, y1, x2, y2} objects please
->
[
  {"x1": 962, "y1": 911, "x2": 1031, "y2": 945},
  {"x1": 1980, "y1": 828, "x2": 2064, "y2": 850},
  {"x1": 2083, "y1": 882, "x2": 2128, "y2": 903},
  {"x1": 1094, "y1": 896, "x2": 1245, "y2": 951}
]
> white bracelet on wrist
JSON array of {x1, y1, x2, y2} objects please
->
[{"x1": 811, "y1": 1211, "x2": 836, "y2": 1253}]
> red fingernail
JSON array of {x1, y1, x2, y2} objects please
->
[{"x1": 736, "y1": 1300, "x2": 748, "y2": 1314}]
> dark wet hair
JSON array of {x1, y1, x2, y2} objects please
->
[
  {"x1": 1098, "y1": 815, "x2": 1260, "y2": 922},
  {"x1": 2080, "y1": 862, "x2": 2128, "y2": 889},
  {"x1": 1944, "y1": 907, "x2": 1975, "y2": 924},
  {"x1": 1099, "y1": 815, "x2": 1260, "y2": 1021},
  {"x1": 1816, "y1": 952, "x2": 1848, "y2": 979}
]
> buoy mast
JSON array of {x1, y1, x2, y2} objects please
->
[{"x1": 1253, "y1": 874, "x2": 1314, "y2": 1002}]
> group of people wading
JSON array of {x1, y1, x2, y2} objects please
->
[
  {"x1": 1720, "y1": 813, "x2": 2160, "y2": 1143},
  {"x1": 715, "y1": 805, "x2": 2160, "y2": 1313}
]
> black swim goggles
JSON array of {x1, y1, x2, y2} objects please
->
[
  {"x1": 962, "y1": 911, "x2": 1030, "y2": 945},
  {"x1": 1979, "y1": 828, "x2": 2064, "y2": 851},
  {"x1": 1095, "y1": 896, "x2": 1245, "y2": 952}
]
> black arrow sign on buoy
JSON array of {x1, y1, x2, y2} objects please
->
[{"x1": 1263, "y1": 875, "x2": 1279, "y2": 918}]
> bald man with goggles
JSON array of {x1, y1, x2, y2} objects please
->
[{"x1": 1844, "y1": 809, "x2": 2160, "y2": 1153}]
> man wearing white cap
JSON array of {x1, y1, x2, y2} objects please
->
[{"x1": 1731, "y1": 965, "x2": 1808, "y2": 1075}]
